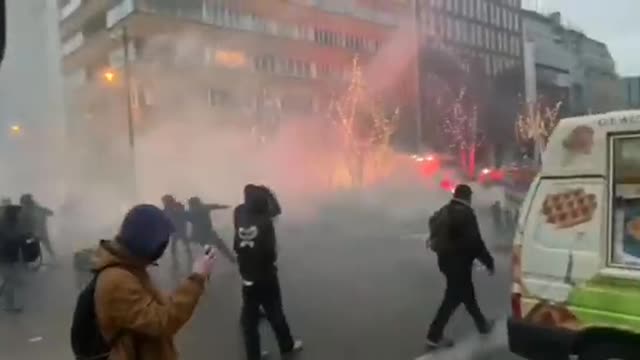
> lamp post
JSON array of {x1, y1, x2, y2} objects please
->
[
  {"x1": 413, "y1": 0, "x2": 424, "y2": 154},
  {"x1": 106, "y1": 26, "x2": 137, "y2": 199}
]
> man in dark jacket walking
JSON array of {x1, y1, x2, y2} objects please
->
[
  {"x1": 234, "y1": 184, "x2": 302, "y2": 360},
  {"x1": 426, "y1": 184, "x2": 495, "y2": 349}
]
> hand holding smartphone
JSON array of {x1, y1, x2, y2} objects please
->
[{"x1": 193, "y1": 246, "x2": 216, "y2": 278}]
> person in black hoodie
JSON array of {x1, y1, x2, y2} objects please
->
[
  {"x1": 426, "y1": 184, "x2": 495, "y2": 349},
  {"x1": 234, "y1": 184, "x2": 302, "y2": 360}
]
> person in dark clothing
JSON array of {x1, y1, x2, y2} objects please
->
[
  {"x1": 0, "y1": 205, "x2": 32, "y2": 312},
  {"x1": 426, "y1": 184, "x2": 495, "y2": 349},
  {"x1": 162, "y1": 195, "x2": 192, "y2": 267},
  {"x1": 490, "y1": 201, "x2": 503, "y2": 232},
  {"x1": 19, "y1": 194, "x2": 55, "y2": 262},
  {"x1": 234, "y1": 184, "x2": 302, "y2": 360},
  {"x1": 186, "y1": 196, "x2": 235, "y2": 263}
]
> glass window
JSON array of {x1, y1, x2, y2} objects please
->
[{"x1": 611, "y1": 135, "x2": 640, "y2": 268}]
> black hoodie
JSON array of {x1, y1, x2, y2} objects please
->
[{"x1": 233, "y1": 185, "x2": 280, "y2": 284}]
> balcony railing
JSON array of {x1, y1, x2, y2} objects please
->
[
  {"x1": 62, "y1": 31, "x2": 84, "y2": 56},
  {"x1": 60, "y1": 0, "x2": 83, "y2": 20},
  {"x1": 107, "y1": 0, "x2": 135, "y2": 28}
]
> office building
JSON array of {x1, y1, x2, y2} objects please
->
[
  {"x1": 522, "y1": 10, "x2": 621, "y2": 116},
  {"x1": 622, "y1": 76, "x2": 640, "y2": 110},
  {"x1": 412, "y1": 0, "x2": 524, "y2": 154},
  {"x1": 57, "y1": 0, "x2": 405, "y2": 182}
]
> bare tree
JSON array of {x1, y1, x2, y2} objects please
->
[
  {"x1": 515, "y1": 101, "x2": 562, "y2": 162},
  {"x1": 328, "y1": 57, "x2": 399, "y2": 188}
]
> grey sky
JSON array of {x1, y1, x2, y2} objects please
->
[{"x1": 523, "y1": 0, "x2": 640, "y2": 77}]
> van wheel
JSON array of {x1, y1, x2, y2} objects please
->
[{"x1": 578, "y1": 343, "x2": 637, "y2": 360}]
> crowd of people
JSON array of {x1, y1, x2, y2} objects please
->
[
  {"x1": 0, "y1": 193, "x2": 55, "y2": 312},
  {"x1": 71, "y1": 184, "x2": 303, "y2": 360},
  {"x1": 2, "y1": 182, "x2": 497, "y2": 360}
]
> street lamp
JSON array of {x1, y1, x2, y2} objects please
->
[
  {"x1": 103, "y1": 70, "x2": 116, "y2": 83},
  {"x1": 9, "y1": 124, "x2": 22, "y2": 136},
  {"x1": 107, "y1": 26, "x2": 136, "y2": 199}
]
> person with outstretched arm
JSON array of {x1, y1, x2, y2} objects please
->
[
  {"x1": 234, "y1": 184, "x2": 302, "y2": 360},
  {"x1": 186, "y1": 196, "x2": 235, "y2": 263},
  {"x1": 162, "y1": 195, "x2": 192, "y2": 267},
  {"x1": 426, "y1": 184, "x2": 495, "y2": 349}
]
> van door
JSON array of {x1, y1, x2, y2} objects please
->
[{"x1": 520, "y1": 177, "x2": 605, "y2": 306}]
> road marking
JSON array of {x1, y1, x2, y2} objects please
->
[{"x1": 28, "y1": 337, "x2": 43, "y2": 343}]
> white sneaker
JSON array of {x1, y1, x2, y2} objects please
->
[
  {"x1": 283, "y1": 339, "x2": 304, "y2": 356},
  {"x1": 425, "y1": 337, "x2": 454, "y2": 349}
]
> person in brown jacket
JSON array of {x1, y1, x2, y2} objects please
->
[{"x1": 93, "y1": 204, "x2": 215, "y2": 360}]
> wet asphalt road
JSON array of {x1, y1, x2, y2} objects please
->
[{"x1": 0, "y1": 199, "x2": 522, "y2": 360}]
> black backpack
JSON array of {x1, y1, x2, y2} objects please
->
[
  {"x1": 428, "y1": 205, "x2": 451, "y2": 253},
  {"x1": 71, "y1": 265, "x2": 127, "y2": 360}
]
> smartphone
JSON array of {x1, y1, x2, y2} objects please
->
[{"x1": 204, "y1": 245, "x2": 216, "y2": 258}]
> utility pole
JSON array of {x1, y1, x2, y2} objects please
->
[
  {"x1": 122, "y1": 26, "x2": 137, "y2": 198},
  {"x1": 413, "y1": 0, "x2": 424, "y2": 154}
]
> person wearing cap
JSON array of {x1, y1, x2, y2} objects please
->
[
  {"x1": 425, "y1": 184, "x2": 495, "y2": 349},
  {"x1": 93, "y1": 204, "x2": 215, "y2": 360}
]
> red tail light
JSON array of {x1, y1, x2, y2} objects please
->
[{"x1": 511, "y1": 292, "x2": 522, "y2": 319}]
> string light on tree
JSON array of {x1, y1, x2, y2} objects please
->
[
  {"x1": 516, "y1": 101, "x2": 562, "y2": 161},
  {"x1": 442, "y1": 89, "x2": 481, "y2": 177},
  {"x1": 327, "y1": 56, "x2": 399, "y2": 188}
]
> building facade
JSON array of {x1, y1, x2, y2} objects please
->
[
  {"x1": 413, "y1": 0, "x2": 524, "y2": 158},
  {"x1": 521, "y1": 10, "x2": 572, "y2": 116},
  {"x1": 416, "y1": 0, "x2": 523, "y2": 78},
  {"x1": 622, "y1": 76, "x2": 640, "y2": 109},
  {"x1": 522, "y1": 10, "x2": 621, "y2": 116},
  {"x1": 57, "y1": 0, "x2": 406, "y2": 186}
]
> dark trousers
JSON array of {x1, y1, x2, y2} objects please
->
[
  {"x1": 210, "y1": 231, "x2": 236, "y2": 263},
  {"x1": 39, "y1": 234, "x2": 56, "y2": 261},
  {"x1": 241, "y1": 275, "x2": 294, "y2": 360},
  {"x1": 193, "y1": 230, "x2": 236, "y2": 263},
  {"x1": 427, "y1": 254, "x2": 488, "y2": 342}
]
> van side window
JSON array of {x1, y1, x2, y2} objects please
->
[{"x1": 610, "y1": 136, "x2": 640, "y2": 268}]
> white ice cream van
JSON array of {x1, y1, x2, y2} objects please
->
[{"x1": 508, "y1": 110, "x2": 640, "y2": 360}]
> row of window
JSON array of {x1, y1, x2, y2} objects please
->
[
  {"x1": 143, "y1": 1, "x2": 381, "y2": 53},
  {"x1": 253, "y1": 55, "x2": 315, "y2": 79},
  {"x1": 426, "y1": 0, "x2": 521, "y2": 32},
  {"x1": 207, "y1": 89, "x2": 316, "y2": 115},
  {"x1": 422, "y1": 15, "x2": 521, "y2": 56},
  {"x1": 63, "y1": 0, "x2": 383, "y2": 57},
  {"x1": 429, "y1": 41, "x2": 520, "y2": 76}
]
